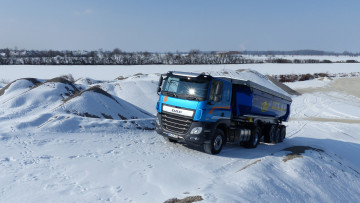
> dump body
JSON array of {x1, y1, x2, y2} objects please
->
[{"x1": 228, "y1": 79, "x2": 292, "y2": 122}]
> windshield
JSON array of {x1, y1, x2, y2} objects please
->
[{"x1": 162, "y1": 76, "x2": 210, "y2": 101}]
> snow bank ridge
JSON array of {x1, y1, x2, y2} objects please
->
[{"x1": 0, "y1": 76, "x2": 155, "y2": 132}]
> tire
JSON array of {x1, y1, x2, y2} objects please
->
[
  {"x1": 167, "y1": 137, "x2": 178, "y2": 143},
  {"x1": 264, "y1": 125, "x2": 276, "y2": 143},
  {"x1": 245, "y1": 127, "x2": 260, "y2": 148},
  {"x1": 279, "y1": 125, "x2": 286, "y2": 142},
  {"x1": 204, "y1": 129, "x2": 225, "y2": 154},
  {"x1": 272, "y1": 126, "x2": 281, "y2": 144}
]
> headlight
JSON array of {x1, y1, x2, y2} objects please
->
[{"x1": 190, "y1": 127, "x2": 203, "y2": 134}]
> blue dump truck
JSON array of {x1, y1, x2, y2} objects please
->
[{"x1": 155, "y1": 71, "x2": 292, "y2": 154}]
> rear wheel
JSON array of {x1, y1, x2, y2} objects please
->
[
  {"x1": 264, "y1": 125, "x2": 276, "y2": 143},
  {"x1": 272, "y1": 126, "x2": 281, "y2": 144},
  {"x1": 204, "y1": 129, "x2": 225, "y2": 154},
  {"x1": 245, "y1": 127, "x2": 260, "y2": 148},
  {"x1": 279, "y1": 125, "x2": 286, "y2": 142}
]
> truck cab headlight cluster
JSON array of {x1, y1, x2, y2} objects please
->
[{"x1": 190, "y1": 127, "x2": 203, "y2": 134}]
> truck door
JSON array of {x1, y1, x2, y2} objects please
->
[{"x1": 205, "y1": 79, "x2": 232, "y2": 122}]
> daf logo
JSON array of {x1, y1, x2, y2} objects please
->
[
  {"x1": 163, "y1": 105, "x2": 194, "y2": 117},
  {"x1": 172, "y1": 109, "x2": 182, "y2": 114}
]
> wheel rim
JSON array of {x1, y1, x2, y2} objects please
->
[{"x1": 213, "y1": 135, "x2": 223, "y2": 151}]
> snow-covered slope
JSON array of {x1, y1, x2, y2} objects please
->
[
  {"x1": 1, "y1": 63, "x2": 360, "y2": 81},
  {"x1": 0, "y1": 77, "x2": 155, "y2": 133},
  {"x1": 93, "y1": 73, "x2": 160, "y2": 115},
  {"x1": 1, "y1": 66, "x2": 360, "y2": 202}
]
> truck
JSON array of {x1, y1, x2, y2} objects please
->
[{"x1": 155, "y1": 71, "x2": 292, "y2": 154}]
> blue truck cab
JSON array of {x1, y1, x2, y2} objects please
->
[{"x1": 155, "y1": 71, "x2": 292, "y2": 154}]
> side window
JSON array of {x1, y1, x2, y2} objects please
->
[
  {"x1": 209, "y1": 80, "x2": 223, "y2": 102},
  {"x1": 164, "y1": 77, "x2": 179, "y2": 92}
]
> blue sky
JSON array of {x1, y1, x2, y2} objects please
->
[{"x1": 0, "y1": 0, "x2": 359, "y2": 52}]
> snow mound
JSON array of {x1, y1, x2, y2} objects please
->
[
  {"x1": 60, "y1": 86, "x2": 153, "y2": 120},
  {"x1": 1, "y1": 77, "x2": 78, "y2": 113},
  {"x1": 75, "y1": 77, "x2": 103, "y2": 87},
  {"x1": 0, "y1": 78, "x2": 42, "y2": 98},
  {"x1": 109, "y1": 74, "x2": 159, "y2": 115},
  {"x1": 0, "y1": 76, "x2": 155, "y2": 132}
]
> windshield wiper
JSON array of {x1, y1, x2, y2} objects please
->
[
  {"x1": 175, "y1": 93, "x2": 203, "y2": 101},
  {"x1": 166, "y1": 92, "x2": 177, "y2": 98},
  {"x1": 163, "y1": 91, "x2": 202, "y2": 101},
  {"x1": 184, "y1": 95, "x2": 201, "y2": 101}
]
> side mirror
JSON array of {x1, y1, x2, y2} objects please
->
[
  {"x1": 158, "y1": 74, "x2": 163, "y2": 87},
  {"x1": 157, "y1": 74, "x2": 164, "y2": 95}
]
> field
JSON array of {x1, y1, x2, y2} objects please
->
[
  {"x1": 1, "y1": 63, "x2": 360, "y2": 82},
  {"x1": 1, "y1": 63, "x2": 360, "y2": 202}
]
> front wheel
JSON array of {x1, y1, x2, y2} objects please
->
[{"x1": 204, "y1": 129, "x2": 225, "y2": 154}]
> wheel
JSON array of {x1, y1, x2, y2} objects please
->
[
  {"x1": 245, "y1": 127, "x2": 260, "y2": 148},
  {"x1": 264, "y1": 125, "x2": 276, "y2": 143},
  {"x1": 204, "y1": 129, "x2": 225, "y2": 154},
  {"x1": 167, "y1": 137, "x2": 178, "y2": 143},
  {"x1": 272, "y1": 126, "x2": 281, "y2": 144},
  {"x1": 279, "y1": 125, "x2": 286, "y2": 142}
]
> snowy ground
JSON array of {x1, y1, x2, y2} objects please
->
[
  {"x1": 245, "y1": 54, "x2": 360, "y2": 63},
  {"x1": 1, "y1": 63, "x2": 360, "y2": 82},
  {"x1": 1, "y1": 64, "x2": 360, "y2": 202}
]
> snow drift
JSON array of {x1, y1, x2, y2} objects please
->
[
  {"x1": 1, "y1": 66, "x2": 360, "y2": 202},
  {"x1": 0, "y1": 76, "x2": 155, "y2": 132}
]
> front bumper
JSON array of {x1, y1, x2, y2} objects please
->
[{"x1": 155, "y1": 114, "x2": 213, "y2": 146}]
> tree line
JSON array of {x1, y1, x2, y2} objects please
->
[{"x1": 0, "y1": 48, "x2": 358, "y2": 65}]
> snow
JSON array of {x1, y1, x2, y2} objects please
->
[
  {"x1": 1, "y1": 62, "x2": 360, "y2": 82},
  {"x1": 1, "y1": 64, "x2": 360, "y2": 202},
  {"x1": 284, "y1": 77, "x2": 333, "y2": 89},
  {"x1": 245, "y1": 54, "x2": 360, "y2": 63}
]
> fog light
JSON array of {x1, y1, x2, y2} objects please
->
[{"x1": 190, "y1": 127, "x2": 203, "y2": 134}]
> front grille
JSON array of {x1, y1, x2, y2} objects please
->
[{"x1": 161, "y1": 113, "x2": 192, "y2": 134}]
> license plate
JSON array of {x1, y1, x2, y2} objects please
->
[{"x1": 168, "y1": 133, "x2": 178, "y2": 139}]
